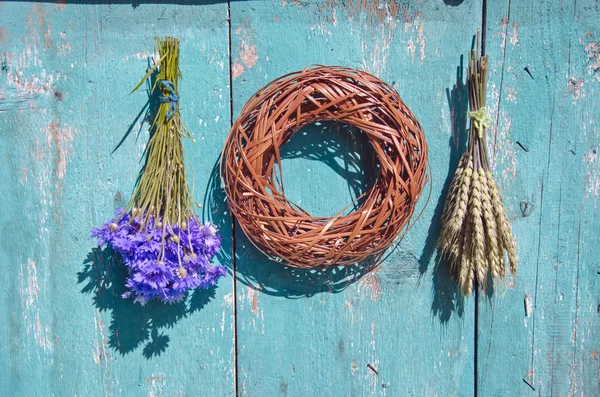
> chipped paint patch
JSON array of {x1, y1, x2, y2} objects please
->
[
  {"x1": 240, "y1": 43, "x2": 258, "y2": 69},
  {"x1": 5, "y1": 63, "x2": 55, "y2": 96},
  {"x1": 239, "y1": 38, "x2": 257, "y2": 69},
  {"x1": 347, "y1": 0, "x2": 404, "y2": 27},
  {"x1": 582, "y1": 33, "x2": 600, "y2": 81},
  {"x1": 568, "y1": 77, "x2": 585, "y2": 101},
  {"x1": 505, "y1": 88, "x2": 518, "y2": 103},
  {"x1": 490, "y1": 110, "x2": 518, "y2": 186},
  {"x1": 495, "y1": 16, "x2": 521, "y2": 49},
  {"x1": 221, "y1": 308, "x2": 227, "y2": 336},
  {"x1": 583, "y1": 144, "x2": 600, "y2": 204},
  {"x1": 524, "y1": 293, "x2": 532, "y2": 317},
  {"x1": 56, "y1": 31, "x2": 72, "y2": 58},
  {"x1": 93, "y1": 314, "x2": 109, "y2": 366},
  {"x1": 403, "y1": 13, "x2": 426, "y2": 65},
  {"x1": 147, "y1": 373, "x2": 166, "y2": 397},
  {"x1": 236, "y1": 26, "x2": 258, "y2": 70},
  {"x1": 18, "y1": 168, "x2": 29, "y2": 185},
  {"x1": 357, "y1": 272, "x2": 381, "y2": 302},
  {"x1": 232, "y1": 61, "x2": 244, "y2": 79},
  {"x1": 247, "y1": 288, "x2": 259, "y2": 316},
  {"x1": 509, "y1": 21, "x2": 520, "y2": 46},
  {"x1": 223, "y1": 292, "x2": 234, "y2": 307},
  {"x1": 0, "y1": 27, "x2": 10, "y2": 45},
  {"x1": 56, "y1": 0, "x2": 67, "y2": 11},
  {"x1": 30, "y1": 5, "x2": 52, "y2": 51},
  {"x1": 146, "y1": 376, "x2": 168, "y2": 383},
  {"x1": 25, "y1": 258, "x2": 39, "y2": 308},
  {"x1": 41, "y1": 120, "x2": 76, "y2": 180},
  {"x1": 497, "y1": 17, "x2": 509, "y2": 49},
  {"x1": 315, "y1": 1, "x2": 420, "y2": 74},
  {"x1": 133, "y1": 51, "x2": 150, "y2": 59},
  {"x1": 524, "y1": 368, "x2": 535, "y2": 388},
  {"x1": 207, "y1": 47, "x2": 226, "y2": 70},
  {"x1": 524, "y1": 292, "x2": 532, "y2": 327},
  {"x1": 361, "y1": 29, "x2": 394, "y2": 76},
  {"x1": 20, "y1": 258, "x2": 52, "y2": 353},
  {"x1": 406, "y1": 38, "x2": 416, "y2": 60},
  {"x1": 32, "y1": 311, "x2": 52, "y2": 351},
  {"x1": 121, "y1": 51, "x2": 160, "y2": 63},
  {"x1": 416, "y1": 18, "x2": 427, "y2": 64}
]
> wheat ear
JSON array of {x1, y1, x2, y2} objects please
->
[
  {"x1": 438, "y1": 154, "x2": 468, "y2": 258},
  {"x1": 479, "y1": 169, "x2": 502, "y2": 278},
  {"x1": 450, "y1": 155, "x2": 473, "y2": 234},
  {"x1": 487, "y1": 171, "x2": 518, "y2": 274},
  {"x1": 441, "y1": 153, "x2": 468, "y2": 225},
  {"x1": 469, "y1": 169, "x2": 487, "y2": 286},
  {"x1": 459, "y1": 216, "x2": 474, "y2": 296}
]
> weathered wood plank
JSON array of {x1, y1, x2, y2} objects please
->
[
  {"x1": 0, "y1": 3, "x2": 234, "y2": 396},
  {"x1": 477, "y1": 0, "x2": 600, "y2": 395},
  {"x1": 230, "y1": 1, "x2": 481, "y2": 395}
]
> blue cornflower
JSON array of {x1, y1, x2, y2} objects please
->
[{"x1": 91, "y1": 208, "x2": 225, "y2": 305}]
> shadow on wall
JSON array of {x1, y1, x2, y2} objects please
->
[
  {"x1": 78, "y1": 247, "x2": 216, "y2": 358},
  {"x1": 76, "y1": 55, "x2": 217, "y2": 359},
  {"x1": 204, "y1": 121, "x2": 382, "y2": 298},
  {"x1": 443, "y1": 0, "x2": 466, "y2": 6},
  {"x1": 418, "y1": 55, "x2": 469, "y2": 323},
  {"x1": 112, "y1": 57, "x2": 160, "y2": 156}
]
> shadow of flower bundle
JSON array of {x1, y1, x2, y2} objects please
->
[{"x1": 78, "y1": 246, "x2": 216, "y2": 358}]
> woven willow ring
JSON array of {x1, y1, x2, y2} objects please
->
[{"x1": 221, "y1": 66, "x2": 428, "y2": 268}]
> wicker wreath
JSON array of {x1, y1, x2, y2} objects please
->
[{"x1": 221, "y1": 66, "x2": 428, "y2": 268}]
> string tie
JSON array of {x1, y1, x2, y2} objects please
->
[
  {"x1": 468, "y1": 107, "x2": 493, "y2": 137},
  {"x1": 159, "y1": 80, "x2": 179, "y2": 119}
]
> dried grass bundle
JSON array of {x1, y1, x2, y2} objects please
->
[{"x1": 438, "y1": 35, "x2": 517, "y2": 295}]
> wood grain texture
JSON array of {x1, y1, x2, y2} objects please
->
[
  {"x1": 230, "y1": 1, "x2": 480, "y2": 395},
  {"x1": 0, "y1": 2, "x2": 235, "y2": 396},
  {"x1": 477, "y1": 0, "x2": 600, "y2": 396}
]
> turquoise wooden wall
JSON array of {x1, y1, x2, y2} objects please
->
[{"x1": 0, "y1": 0, "x2": 598, "y2": 396}]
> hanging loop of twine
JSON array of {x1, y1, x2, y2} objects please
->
[
  {"x1": 468, "y1": 107, "x2": 493, "y2": 137},
  {"x1": 159, "y1": 80, "x2": 179, "y2": 119}
]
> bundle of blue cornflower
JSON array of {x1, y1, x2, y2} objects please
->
[{"x1": 92, "y1": 37, "x2": 225, "y2": 305}]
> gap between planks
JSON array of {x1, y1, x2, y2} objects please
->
[
  {"x1": 476, "y1": 1, "x2": 488, "y2": 396},
  {"x1": 226, "y1": 1, "x2": 240, "y2": 396}
]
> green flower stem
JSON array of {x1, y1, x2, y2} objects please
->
[{"x1": 123, "y1": 36, "x2": 194, "y2": 233}]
